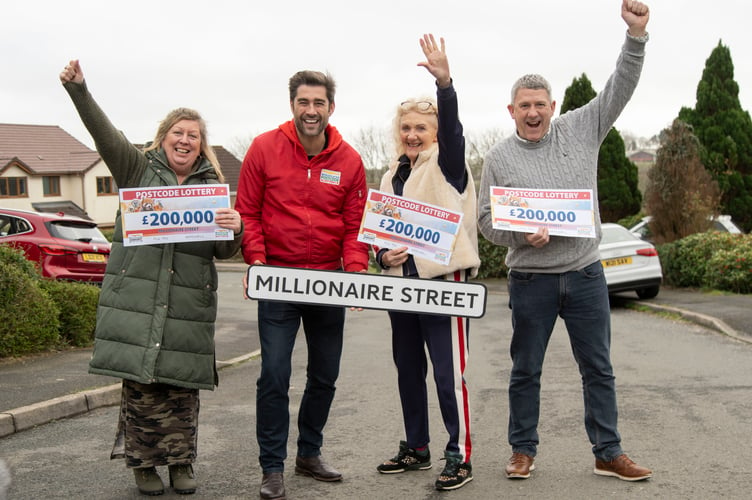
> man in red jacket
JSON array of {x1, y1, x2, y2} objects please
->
[{"x1": 235, "y1": 70, "x2": 369, "y2": 500}]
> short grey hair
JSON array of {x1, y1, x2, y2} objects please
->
[{"x1": 510, "y1": 74, "x2": 552, "y2": 104}]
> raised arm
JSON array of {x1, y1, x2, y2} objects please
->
[
  {"x1": 60, "y1": 59, "x2": 145, "y2": 188},
  {"x1": 417, "y1": 34, "x2": 467, "y2": 193}
]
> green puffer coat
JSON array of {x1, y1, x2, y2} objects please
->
[{"x1": 64, "y1": 81, "x2": 242, "y2": 390}]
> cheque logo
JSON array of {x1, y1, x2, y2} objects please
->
[{"x1": 434, "y1": 251, "x2": 449, "y2": 263}]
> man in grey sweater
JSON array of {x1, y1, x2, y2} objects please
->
[{"x1": 478, "y1": 0, "x2": 652, "y2": 482}]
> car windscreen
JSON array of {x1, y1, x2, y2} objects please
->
[
  {"x1": 601, "y1": 227, "x2": 637, "y2": 245},
  {"x1": 47, "y1": 221, "x2": 109, "y2": 244}
]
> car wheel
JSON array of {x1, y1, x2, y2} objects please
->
[{"x1": 636, "y1": 286, "x2": 660, "y2": 299}]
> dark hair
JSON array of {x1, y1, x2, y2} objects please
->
[{"x1": 288, "y1": 70, "x2": 336, "y2": 105}]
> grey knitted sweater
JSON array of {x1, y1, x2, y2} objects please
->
[{"x1": 478, "y1": 34, "x2": 646, "y2": 273}]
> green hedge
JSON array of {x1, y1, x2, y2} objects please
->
[
  {"x1": 0, "y1": 261, "x2": 61, "y2": 357},
  {"x1": 476, "y1": 235, "x2": 508, "y2": 279},
  {"x1": 704, "y1": 239, "x2": 752, "y2": 293},
  {"x1": 39, "y1": 280, "x2": 100, "y2": 347},
  {"x1": 658, "y1": 232, "x2": 752, "y2": 292},
  {"x1": 0, "y1": 243, "x2": 41, "y2": 280},
  {"x1": 0, "y1": 244, "x2": 100, "y2": 358}
]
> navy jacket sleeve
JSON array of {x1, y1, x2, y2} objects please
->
[{"x1": 436, "y1": 82, "x2": 468, "y2": 194}]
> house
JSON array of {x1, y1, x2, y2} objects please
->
[
  {"x1": 628, "y1": 149, "x2": 656, "y2": 164},
  {"x1": 1, "y1": 123, "x2": 242, "y2": 227},
  {"x1": 1, "y1": 123, "x2": 114, "y2": 225}
]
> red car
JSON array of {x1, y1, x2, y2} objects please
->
[{"x1": 0, "y1": 208, "x2": 111, "y2": 284}]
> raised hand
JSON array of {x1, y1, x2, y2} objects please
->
[
  {"x1": 59, "y1": 60, "x2": 84, "y2": 85},
  {"x1": 417, "y1": 34, "x2": 451, "y2": 88},
  {"x1": 622, "y1": 0, "x2": 649, "y2": 37}
]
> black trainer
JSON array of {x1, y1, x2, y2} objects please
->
[
  {"x1": 435, "y1": 450, "x2": 473, "y2": 490},
  {"x1": 377, "y1": 441, "x2": 431, "y2": 474}
]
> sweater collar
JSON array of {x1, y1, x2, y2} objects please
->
[{"x1": 513, "y1": 127, "x2": 552, "y2": 146}]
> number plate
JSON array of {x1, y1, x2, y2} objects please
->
[
  {"x1": 82, "y1": 253, "x2": 107, "y2": 263},
  {"x1": 602, "y1": 257, "x2": 632, "y2": 267}
]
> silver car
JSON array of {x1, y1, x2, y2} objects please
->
[
  {"x1": 600, "y1": 223, "x2": 662, "y2": 299},
  {"x1": 629, "y1": 215, "x2": 742, "y2": 242}
]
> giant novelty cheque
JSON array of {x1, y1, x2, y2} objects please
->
[
  {"x1": 357, "y1": 189, "x2": 463, "y2": 264},
  {"x1": 489, "y1": 186, "x2": 596, "y2": 238},
  {"x1": 119, "y1": 184, "x2": 233, "y2": 246}
]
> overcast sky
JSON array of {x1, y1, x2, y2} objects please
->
[{"x1": 3, "y1": 0, "x2": 751, "y2": 158}]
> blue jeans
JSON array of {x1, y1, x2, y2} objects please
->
[
  {"x1": 256, "y1": 300, "x2": 345, "y2": 473},
  {"x1": 507, "y1": 261, "x2": 623, "y2": 461}
]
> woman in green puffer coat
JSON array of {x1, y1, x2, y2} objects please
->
[{"x1": 60, "y1": 59, "x2": 243, "y2": 497}]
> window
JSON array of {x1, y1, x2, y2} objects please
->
[
  {"x1": 96, "y1": 176, "x2": 118, "y2": 195},
  {"x1": 43, "y1": 176, "x2": 61, "y2": 196},
  {"x1": 0, "y1": 177, "x2": 28, "y2": 198}
]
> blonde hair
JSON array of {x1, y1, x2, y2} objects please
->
[
  {"x1": 143, "y1": 107, "x2": 224, "y2": 182},
  {"x1": 391, "y1": 96, "x2": 438, "y2": 157}
]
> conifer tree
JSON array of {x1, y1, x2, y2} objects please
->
[
  {"x1": 678, "y1": 40, "x2": 752, "y2": 231},
  {"x1": 560, "y1": 74, "x2": 642, "y2": 221}
]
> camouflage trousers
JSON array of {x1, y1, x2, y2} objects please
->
[{"x1": 110, "y1": 379, "x2": 200, "y2": 468}]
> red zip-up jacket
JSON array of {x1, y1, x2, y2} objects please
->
[{"x1": 235, "y1": 120, "x2": 369, "y2": 272}]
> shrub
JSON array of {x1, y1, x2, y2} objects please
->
[
  {"x1": 659, "y1": 232, "x2": 743, "y2": 288},
  {"x1": 100, "y1": 227, "x2": 116, "y2": 242},
  {"x1": 659, "y1": 232, "x2": 752, "y2": 292},
  {"x1": 39, "y1": 280, "x2": 100, "y2": 347},
  {"x1": 704, "y1": 239, "x2": 752, "y2": 293},
  {"x1": 0, "y1": 262, "x2": 60, "y2": 357},
  {"x1": 476, "y1": 236, "x2": 508, "y2": 279},
  {"x1": 617, "y1": 212, "x2": 644, "y2": 230},
  {"x1": 0, "y1": 243, "x2": 40, "y2": 280}
]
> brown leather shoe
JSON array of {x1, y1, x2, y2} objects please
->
[
  {"x1": 259, "y1": 472, "x2": 286, "y2": 500},
  {"x1": 505, "y1": 452, "x2": 535, "y2": 479},
  {"x1": 295, "y1": 455, "x2": 343, "y2": 482},
  {"x1": 594, "y1": 454, "x2": 652, "y2": 481}
]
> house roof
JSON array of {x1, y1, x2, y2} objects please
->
[
  {"x1": 213, "y1": 145, "x2": 241, "y2": 193},
  {"x1": 0, "y1": 123, "x2": 101, "y2": 175}
]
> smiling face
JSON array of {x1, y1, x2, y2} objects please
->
[
  {"x1": 161, "y1": 119, "x2": 202, "y2": 176},
  {"x1": 508, "y1": 87, "x2": 556, "y2": 142},
  {"x1": 399, "y1": 111, "x2": 438, "y2": 163},
  {"x1": 291, "y1": 84, "x2": 334, "y2": 139}
]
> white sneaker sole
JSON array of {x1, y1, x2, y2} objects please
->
[
  {"x1": 436, "y1": 475, "x2": 474, "y2": 490},
  {"x1": 377, "y1": 464, "x2": 432, "y2": 474},
  {"x1": 594, "y1": 468, "x2": 652, "y2": 481}
]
